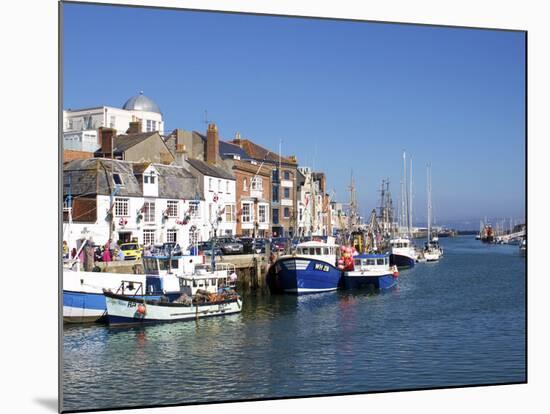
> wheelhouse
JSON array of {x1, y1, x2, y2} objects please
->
[{"x1": 353, "y1": 254, "x2": 390, "y2": 270}]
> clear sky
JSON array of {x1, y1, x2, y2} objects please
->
[{"x1": 63, "y1": 3, "x2": 525, "y2": 228}]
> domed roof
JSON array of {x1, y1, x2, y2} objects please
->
[{"x1": 122, "y1": 91, "x2": 161, "y2": 114}]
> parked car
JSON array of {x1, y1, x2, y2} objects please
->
[
  {"x1": 272, "y1": 237, "x2": 291, "y2": 252},
  {"x1": 239, "y1": 237, "x2": 267, "y2": 254},
  {"x1": 197, "y1": 241, "x2": 223, "y2": 257},
  {"x1": 119, "y1": 242, "x2": 142, "y2": 261},
  {"x1": 162, "y1": 242, "x2": 183, "y2": 256},
  {"x1": 215, "y1": 237, "x2": 244, "y2": 255}
]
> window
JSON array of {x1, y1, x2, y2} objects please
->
[
  {"x1": 189, "y1": 201, "x2": 200, "y2": 218},
  {"x1": 167, "y1": 200, "x2": 178, "y2": 217},
  {"x1": 189, "y1": 228, "x2": 198, "y2": 245},
  {"x1": 283, "y1": 207, "x2": 290, "y2": 218},
  {"x1": 251, "y1": 176, "x2": 262, "y2": 191},
  {"x1": 377, "y1": 259, "x2": 385, "y2": 265},
  {"x1": 167, "y1": 229, "x2": 177, "y2": 243},
  {"x1": 284, "y1": 170, "x2": 290, "y2": 180},
  {"x1": 226, "y1": 181, "x2": 230, "y2": 193},
  {"x1": 243, "y1": 178, "x2": 248, "y2": 191},
  {"x1": 152, "y1": 120, "x2": 157, "y2": 131},
  {"x1": 284, "y1": 188, "x2": 290, "y2": 198},
  {"x1": 272, "y1": 186, "x2": 279, "y2": 202},
  {"x1": 143, "y1": 229, "x2": 155, "y2": 245},
  {"x1": 272, "y1": 208, "x2": 279, "y2": 224},
  {"x1": 143, "y1": 200, "x2": 155, "y2": 223},
  {"x1": 144, "y1": 172, "x2": 155, "y2": 184},
  {"x1": 218, "y1": 179, "x2": 222, "y2": 192},
  {"x1": 259, "y1": 205, "x2": 267, "y2": 223},
  {"x1": 109, "y1": 115, "x2": 115, "y2": 128},
  {"x1": 225, "y1": 204, "x2": 235, "y2": 222},
  {"x1": 315, "y1": 248, "x2": 322, "y2": 255},
  {"x1": 209, "y1": 178, "x2": 213, "y2": 191},
  {"x1": 114, "y1": 198, "x2": 129, "y2": 216},
  {"x1": 242, "y1": 203, "x2": 251, "y2": 223},
  {"x1": 299, "y1": 208, "x2": 303, "y2": 221},
  {"x1": 323, "y1": 248, "x2": 329, "y2": 254},
  {"x1": 272, "y1": 169, "x2": 279, "y2": 182},
  {"x1": 367, "y1": 259, "x2": 376, "y2": 266},
  {"x1": 146, "y1": 119, "x2": 152, "y2": 132},
  {"x1": 112, "y1": 173, "x2": 124, "y2": 186}
]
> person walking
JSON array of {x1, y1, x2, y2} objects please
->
[{"x1": 102, "y1": 239, "x2": 112, "y2": 262}]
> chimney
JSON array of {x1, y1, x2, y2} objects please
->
[
  {"x1": 127, "y1": 121, "x2": 142, "y2": 134},
  {"x1": 98, "y1": 127, "x2": 116, "y2": 157},
  {"x1": 233, "y1": 131, "x2": 242, "y2": 146},
  {"x1": 175, "y1": 129, "x2": 188, "y2": 166},
  {"x1": 206, "y1": 123, "x2": 219, "y2": 165}
]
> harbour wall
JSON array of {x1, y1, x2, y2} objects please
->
[{"x1": 94, "y1": 253, "x2": 272, "y2": 293}]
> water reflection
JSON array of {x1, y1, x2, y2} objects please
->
[{"x1": 63, "y1": 237, "x2": 526, "y2": 411}]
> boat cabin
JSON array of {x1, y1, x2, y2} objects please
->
[
  {"x1": 390, "y1": 238, "x2": 411, "y2": 248},
  {"x1": 142, "y1": 255, "x2": 236, "y2": 296},
  {"x1": 294, "y1": 240, "x2": 339, "y2": 265},
  {"x1": 353, "y1": 254, "x2": 390, "y2": 271}
]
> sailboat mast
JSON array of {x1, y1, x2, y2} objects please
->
[
  {"x1": 409, "y1": 156, "x2": 413, "y2": 238},
  {"x1": 426, "y1": 164, "x2": 432, "y2": 243}
]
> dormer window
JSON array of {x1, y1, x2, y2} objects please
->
[
  {"x1": 112, "y1": 173, "x2": 124, "y2": 186},
  {"x1": 144, "y1": 171, "x2": 155, "y2": 184}
]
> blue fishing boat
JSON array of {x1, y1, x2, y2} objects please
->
[
  {"x1": 343, "y1": 253, "x2": 398, "y2": 290},
  {"x1": 267, "y1": 238, "x2": 342, "y2": 294}
]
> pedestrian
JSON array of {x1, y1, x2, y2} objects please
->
[
  {"x1": 84, "y1": 242, "x2": 95, "y2": 272},
  {"x1": 103, "y1": 239, "x2": 112, "y2": 262},
  {"x1": 71, "y1": 247, "x2": 77, "y2": 259},
  {"x1": 63, "y1": 240, "x2": 69, "y2": 259}
]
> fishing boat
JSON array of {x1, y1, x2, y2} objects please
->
[
  {"x1": 481, "y1": 224, "x2": 495, "y2": 243},
  {"x1": 63, "y1": 241, "x2": 206, "y2": 323},
  {"x1": 104, "y1": 258, "x2": 241, "y2": 325},
  {"x1": 343, "y1": 253, "x2": 399, "y2": 290},
  {"x1": 389, "y1": 237, "x2": 416, "y2": 268},
  {"x1": 267, "y1": 237, "x2": 342, "y2": 294}
]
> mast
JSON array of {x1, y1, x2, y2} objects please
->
[
  {"x1": 409, "y1": 156, "x2": 413, "y2": 238},
  {"x1": 427, "y1": 163, "x2": 432, "y2": 243}
]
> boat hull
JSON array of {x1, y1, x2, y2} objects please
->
[
  {"x1": 104, "y1": 293, "x2": 242, "y2": 325},
  {"x1": 390, "y1": 253, "x2": 415, "y2": 269},
  {"x1": 267, "y1": 257, "x2": 342, "y2": 294},
  {"x1": 343, "y1": 272, "x2": 397, "y2": 290},
  {"x1": 63, "y1": 270, "x2": 147, "y2": 324}
]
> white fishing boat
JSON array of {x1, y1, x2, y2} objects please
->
[{"x1": 104, "y1": 255, "x2": 241, "y2": 325}]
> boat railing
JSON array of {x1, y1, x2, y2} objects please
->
[{"x1": 114, "y1": 280, "x2": 144, "y2": 297}]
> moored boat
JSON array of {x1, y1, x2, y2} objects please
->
[
  {"x1": 104, "y1": 275, "x2": 241, "y2": 325},
  {"x1": 63, "y1": 246, "x2": 206, "y2": 324},
  {"x1": 343, "y1": 253, "x2": 398, "y2": 290},
  {"x1": 267, "y1": 237, "x2": 341, "y2": 294},
  {"x1": 389, "y1": 237, "x2": 416, "y2": 269}
]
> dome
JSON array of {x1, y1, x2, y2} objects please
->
[{"x1": 122, "y1": 91, "x2": 161, "y2": 114}]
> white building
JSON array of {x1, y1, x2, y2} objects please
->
[
  {"x1": 297, "y1": 166, "x2": 327, "y2": 237},
  {"x1": 63, "y1": 92, "x2": 164, "y2": 152},
  {"x1": 63, "y1": 159, "x2": 204, "y2": 251},
  {"x1": 185, "y1": 158, "x2": 237, "y2": 239}
]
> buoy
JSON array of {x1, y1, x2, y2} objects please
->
[{"x1": 137, "y1": 304, "x2": 146, "y2": 315}]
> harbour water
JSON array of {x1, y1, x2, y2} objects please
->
[{"x1": 62, "y1": 236, "x2": 526, "y2": 412}]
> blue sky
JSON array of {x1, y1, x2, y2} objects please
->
[{"x1": 63, "y1": 3, "x2": 525, "y2": 228}]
